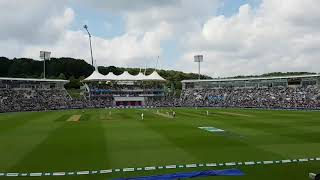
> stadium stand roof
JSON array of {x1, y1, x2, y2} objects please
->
[
  {"x1": 134, "y1": 72, "x2": 147, "y2": 80},
  {"x1": 83, "y1": 70, "x2": 106, "y2": 81},
  {"x1": 181, "y1": 74, "x2": 320, "y2": 83},
  {"x1": 83, "y1": 70, "x2": 166, "y2": 81},
  {"x1": 0, "y1": 77, "x2": 69, "y2": 83},
  {"x1": 119, "y1": 71, "x2": 135, "y2": 81},
  {"x1": 145, "y1": 71, "x2": 166, "y2": 81},
  {"x1": 105, "y1": 71, "x2": 119, "y2": 80}
]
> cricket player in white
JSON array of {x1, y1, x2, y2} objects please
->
[{"x1": 141, "y1": 113, "x2": 144, "y2": 120}]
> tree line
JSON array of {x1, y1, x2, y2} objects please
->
[
  {"x1": 229, "y1": 72, "x2": 317, "y2": 79},
  {"x1": 0, "y1": 57, "x2": 210, "y2": 91},
  {"x1": 0, "y1": 56, "x2": 316, "y2": 91}
]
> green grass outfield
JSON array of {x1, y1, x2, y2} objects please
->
[{"x1": 0, "y1": 108, "x2": 319, "y2": 179}]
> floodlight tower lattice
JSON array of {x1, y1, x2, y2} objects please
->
[
  {"x1": 83, "y1": 25, "x2": 95, "y2": 69},
  {"x1": 40, "y1": 51, "x2": 51, "y2": 79},
  {"x1": 194, "y1": 55, "x2": 204, "y2": 80}
]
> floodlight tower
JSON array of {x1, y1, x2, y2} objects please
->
[
  {"x1": 83, "y1": 25, "x2": 94, "y2": 68},
  {"x1": 194, "y1": 55, "x2": 204, "y2": 80},
  {"x1": 40, "y1": 51, "x2": 51, "y2": 79}
]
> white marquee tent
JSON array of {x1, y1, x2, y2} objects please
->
[
  {"x1": 83, "y1": 70, "x2": 106, "y2": 81},
  {"x1": 83, "y1": 70, "x2": 166, "y2": 82},
  {"x1": 105, "y1": 72, "x2": 119, "y2": 80},
  {"x1": 134, "y1": 72, "x2": 147, "y2": 80},
  {"x1": 145, "y1": 71, "x2": 166, "y2": 81}
]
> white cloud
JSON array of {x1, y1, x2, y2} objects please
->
[
  {"x1": 80, "y1": 0, "x2": 176, "y2": 13},
  {"x1": 177, "y1": 0, "x2": 320, "y2": 77},
  {"x1": 124, "y1": 0, "x2": 219, "y2": 33},
  {"x1": 0, "y1": 0, "x2": 69, "y2": 44},
  {"x1": 20, "y1": 22, "x2": 172, "y2": 68},
  {"x1": 1, "y1": 0, "x2": 218, "y2": 69},
  {"x1": 1, "y1": 0, "x2": 320, "y2": 78}
]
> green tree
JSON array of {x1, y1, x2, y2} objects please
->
[
  {"x1": 79, "y1": 76, "x2": 85, "y2": 81},
  {"x1": 58, "y1": 73, "x2": 66, "y2": 80},
  {"x1": 66, "y1": 76, "x2": 81, "y2": 89}
]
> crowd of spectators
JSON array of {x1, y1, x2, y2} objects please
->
[
  {"x1": 0, "y1": 89, "x2": 70, "y2": 112},
  {"x1": 89, "y1": 83, "x2": 163, "y2": 91},
  {"x1": 180, "y1": 86, "x2": 320, "y2": 109},
  {"x1": 145, "y1": 96, "x2": 181, "y2": 107},
  {"x1": 0, "y1": 89, "x2": 113, "y2": 112},
  {"x1": 1, "y1": 85, "x2": 320, "y2": 113},
  {"x1": 89, "y1": 83, "x2": 164, "y2": 97}
]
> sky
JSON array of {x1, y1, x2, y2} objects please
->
[{"x1": 0, "y1": 0, "x2": 319, "y2": 77}]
